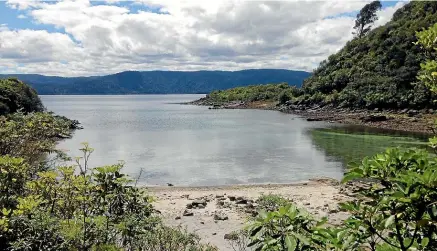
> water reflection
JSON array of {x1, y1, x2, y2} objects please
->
[
  {"x1": 308, "y1": 125, "x2": 429, "y2": 166},
  {"x1": 41, "y1": 95, "x2": 426, "y2": 186}
]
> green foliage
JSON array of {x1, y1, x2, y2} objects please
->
[
  {"x1": 0, "y1": 112, "x2": 77, "y2": 165},
  {"x1": 257, "y1": 194, "x2": 293, "y2": 212},
  {"x1": 416, "y1": 21, "x2": 437, "y2": 97},
  {"x1": 353, "y1": 1, "x2": 382, "y2": 38},
  {"x1": 245, "y1": 147, "x2": 437, "y2": 251},
  {"x1": 299, "y1": 1, "x2": 437, "y2": 109},
  {"x1": 279, "y1": 90, "x2": 292, "y2": 104},
  {"x1": 0, "y1": 144, "x2": 217, "y2": 251},
  {"x1": 342, "y1": 148, "x2": 437, "y2": 250},
  {"x1": 0, "y1": 78, "x2": 43, "y2": 115},
  {"x1": 247, "y1": 205, "x2": 318, "y2": 251},
  {"x1": 207, "y1": 83, "x2": 295, "y2": 103}
]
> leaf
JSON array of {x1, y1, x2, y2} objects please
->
[
  {"x1": 385, "y1": 215, "x2": 395, "y2": 228},
  {"x1": 285, "y1": 235, "x2": 297, "y2": 251},
  {"x1": 316, "y1": 217, "x2": 328, "y2": 227},
  {"x1": 291, "y1": 232, "x2": 310, "y2": 245},
  {"x1": 250, "y1": 226, "x2": 263, "y2": 237},
  {"x1": 417, "y1": 219, "x2": 429, "y2": 227},
  {"x1": 267, "y1": 238, "x2": 278, "y2": 245},
  {"x1": 421, "y1": 237, "x2": 430, "y2": 247},
  {"x1": 391, "y1": 191, "x2": 405, "y2": 198}
]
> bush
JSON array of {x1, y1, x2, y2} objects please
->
[
  {"x1": 0, "y1": 112, "x2": 77, "y2": 165},
  {"x1": 245, "y1": 148, "x2": 437, "y2": 251},
  {"x1": 279, "y1": 90, "x2": 292, "y2": 104},
  {"x1": 256, "y1": 194, "x2": 292, "y2": 212},
  {"x1": 247, "y1": 204, "x2": 318, "y2": 250},
  {"x1": 0, "y1": 144, "x2": 217, "y2": 251},
  {"x1": 207, "y1": 83, "x2": 296, "y2": 103}
]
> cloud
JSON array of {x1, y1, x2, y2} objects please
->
[
  {"x1": 0, "y1": 24, "x2": 8, "y2": 32},
  {"x1": 375, "y1": 1, "x2": 407, "y2": 27},
  {"x1": 0, "y1": 29, "x2": 82, "y2": 63},
  {"x1": 1, "y1": 0, "x2": 405, "y2": 76},
  {"x1": 6, "y1": 0, "x2": 43, "y2": 10},
  {"x1": 17, "y1": 14, "x2": 27, "y2": 19}
]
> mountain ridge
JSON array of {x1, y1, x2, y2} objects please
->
[{"x1": 0, "y1": 69, "x2": 311, "y2": 95}]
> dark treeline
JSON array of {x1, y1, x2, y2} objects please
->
[{"x1": 1, "y1": 69, "x2": 310, "y2": 95}]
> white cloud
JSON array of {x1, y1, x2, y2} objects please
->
[
  {"x1": 0, "y1": 24, "x2": 8, "y2": 32},
  {"x1": 6, "y1": 0, "x2": 43, "y2": 10},
  {"x1": 0, "y1": 0, "x2": 405, "y2": 76},
  {"x1": 17, "y1": 14, "x2": 27, "y2": 19},
  {"x1": 0, "y1": 29, "x2": 82, "y2": 63},
  {"x1": 375, "y1": 1, "x2": 407, "y2": 28}
]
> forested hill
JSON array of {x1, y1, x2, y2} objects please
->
[
  {"x1": 0, "y1": 69, "x2": 310, "y2": 95},
  {"x1": 294, "y1": 1, "x2": 437, "y2": 110}
]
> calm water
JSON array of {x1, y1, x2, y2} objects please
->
[{"x1": 41, "y1": 95, "x2": 427, "y2": 186}]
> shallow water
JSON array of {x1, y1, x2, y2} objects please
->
[{"x1": 41, "y1": 95, "x2": 427, "y2": 186}]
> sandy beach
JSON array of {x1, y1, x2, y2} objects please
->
[{"x1": 148, "y1": 178, "x2": 352, "y2": 250}]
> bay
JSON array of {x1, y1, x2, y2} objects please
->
[{"x1": 41, "y1": 95, "x2": 427, "y2": 186}]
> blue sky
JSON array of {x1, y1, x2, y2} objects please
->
[{"x1": 0, "y1": 0, "x2": 407, "y2": 76}]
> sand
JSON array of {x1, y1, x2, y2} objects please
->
[{"x1": 148, "y1": 178, "x2": 352, "y2": 251}]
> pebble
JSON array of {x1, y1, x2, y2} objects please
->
[
  {"x1": 192, "y1": 199, "x2": 207, "y2": 206},
  {"x1": 224, "y1": 233, "x2": 238, "y2": 240},
  {"x1": 183, "y1": 210, "x2": 194, "y2": 217},
  {"x1": 214, "y1": 213, "x2": 229, "y2": 221}
]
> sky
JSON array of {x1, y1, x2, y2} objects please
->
[{"x1": 0, "y1": 0, "x2": 406, "y2": 76}]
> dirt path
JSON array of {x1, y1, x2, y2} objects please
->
[{"x1": 148, "y1": 179, "x2": 351, "y2": 250}]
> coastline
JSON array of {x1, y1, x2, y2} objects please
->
[{"x1": 187, "y1": 98, "x2": 435, "y2": 134}]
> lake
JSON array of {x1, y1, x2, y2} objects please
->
[{"x1": 41, "y1": 95, "x2": 428, "y2": 186}]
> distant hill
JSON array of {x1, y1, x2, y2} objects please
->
[
  {"x1": 295, "y1": 1, "x2": 437, "y2": 109},
  {"x1": 0, "y1": 69, "x2": 311, "y2": 95}
]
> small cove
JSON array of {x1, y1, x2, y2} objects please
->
[{"x1": 41, "y1": 95, "x2": 428, "y2": 186}]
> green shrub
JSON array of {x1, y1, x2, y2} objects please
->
[
  {"x1": 0, "y1": 144, "x2": 217, "y2": 251},
  {"x1": 206, "y1": 83, "x2": 296, "y2": 103},
  {"x1": 257, "y1": 194, "x2": 292, "y2": 212},
  {"x1": 279, "y1": 90, "x2": 292, "y2": 104},
  {"x1": 0, "y1": 112, "x2": 77, "y2": 165},
  {"x1": 245, "y1": 148, "x2": 437, "y2": 251}
]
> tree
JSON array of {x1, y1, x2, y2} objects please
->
[
  {"x1": 0, "y1": 78, "x2": 44, "y2": 115},
  {"x1": 353, "y1": 1, "x2": 382, "y2": 38},
  {"x1": 416, "y1": 22, "x2": 437, "y2": 93}
]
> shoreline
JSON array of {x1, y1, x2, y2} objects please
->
[
  {"x1": 149, "y1": 178, "x2": 350, "y2": 251},
  {"x1": 146, "y1": 177, "x2": 339, "y2": 191},
  {"x1": 187, "y1": 98, "x2": 435, "y2": 134}
]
